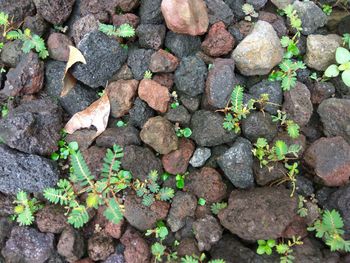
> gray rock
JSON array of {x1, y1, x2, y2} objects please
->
[
  {"x1": 127, "y1": 48, "x2": 154, "y2": 80},
  {"x1": 0, "y1": 98, "x2": 62, "y2": 156},
  {"x1": 71, "y1": 31, "x2": 127, "y2": 88},
  {"x1": 23, "y1": 14, "x2": 49, "y2": 37},
  {"x1": 190, "y1": 110, "x2": 237, "y2": 147},
  {"x1": 96, "y1": 127, "x2": 141, "y2": 148},
  {"x1": 0, "y1": 218, "x2": 12, "y2": 250},
  {"x1": 224, "y1": 0, "x2": 245, "y2": 20},
  {"x1": 165, "y1": 105, "x2": 191, "y2": 126},
  {"x1": 294, "y1": 175, "x2": 315, "y2": 197},
  {"x1": 270, "y1": 0, "x2": 295, "y2": 9},
  {"x1": 175, "y1": 56, "x2": 207, "y2": 97},
  {"x1": 249, "y1": 79, "x2": 283, "y2": 115},
  {"x1": 253, "y1": 159, "x2": 286, "y2": 186},
  {"x1": 247, "y1": 0, "x2": 268, "y2": 9},
  {"x1": 218, "y1": 137, "x2": 254, "y2": 189},
  {"x1": 71, "y1": 14, "x2": 99, "y2": 45},
  {"x1": 1, "y1": 226, "x2": 54, "y2": 263},
  {"x1": 136, "y1": 24, "x2": 166, "y2": 50},
  {"x1": 45, "y1": 60, "x2": 98, "y2": 116},
  {"x1": 242, "y1": 112, "x2": 278, "y2": 143},
  {"x1": 292, "y1": 0, "x2": 327, "y2": 35},
  {"x1": 309, "y1": 81, "x2": 335, "y2": 105},
  {"x1": 57, "y1": 227, "x2": 85, "y2": 262},
  {"x1": 205, "y1": 58, "x2": 239, "y2": 109},
  {"x1": 0, "y1": 40, "x2": 23, "y2": 68},
  {"x1": 305, "y1": 34, "x2": 342, "y2": 71},
  {"x1": 317, "y1": 98, "x2": 350, "y2": 144},
  {"x1": 129, "y1": 98, "x2": 155, "y2": 129},
  {"x1": 232, "y1": 21, "x2": 283, "y2": 76},
  {"x1": 33, "y1": 0, "x2": 75, "y2": 25},
  {"x1": 165, "y1": 32, "x2": 201, "y2": 58},
  {"x1": 204, "y1": 0, "x2": 234, "y2": 26},
  {"x1": 180, "y1": 94, "x2": 201, "y2": 112},
  {"x1": 0, "y1": 145, "x2": 59, "y2": 194},
  {"x1": 193, "y1": 215, "x2": 223, "y2": 251},
  {"x1": 139, "y1": 0, "x2": 163, "y2": 24},
  {"x1": 190, "y1": 147, "x2": 211, "y2": 168},
  {"x1": 0, "y1": 0, "x2": 35, "y2": 25}
]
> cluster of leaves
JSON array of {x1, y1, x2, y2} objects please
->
[
  {"x1": 99, "y1": 23, "x2": 135, "y2": 38},
  {"x1": 297, "y1": 195, "x2": 308, "y2": 218},
  {"x1": 181, "y1": 255, "x2": 225, "y2": 263},
  {"x1": 50, "y1": 132, "x2": 78, "y2": 161},
  {"x1": 176, "y1": 127, "x2": 192, "y2": 138},
  {"x1": 223, "y1": 85, "x2": 269, "y2": 133},
  {"x1": 242, "y1": 3, "x2": 258, "y2": 21},
  {"x1": 322, "y1": 4, "x2": 333, "y2": 16},
  {"x1": 170, "y1": 91, "x2": 180, "y2": 109},
  {"x1": 134, "y1": 170, "x2": 175, "y2": 206},
  {"x1": 324, "y1": 44, "x2": 350, "y2": 87},
  {"x1": 143, "y1": 70, "x2": 153, "y2": 79},
  {"x1": 211, "y1": 202, "x2": 227, "y2": 215},
  {"x1": 44, "y1": 144, "x2": 132, "y2": 228},
  {"x1": 12, "y1": 191, "x2": 42, "y2": 226},
  {"x1": 308, "y1": 210, "x2": 350, "y2": 252},
  {"x1": 175, "y1": 173, "x2": 186, "y2": 189},
  {"x1": 272, "y1": 110, "x2": 300, "y2": 139},
  {"x1": 257, "y1": 236, "x2": 303, "y2": 263}
]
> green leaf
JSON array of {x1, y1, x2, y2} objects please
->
[
  {"x1": 68, "y1": 141, "x2": 79, "y2": 151},
  {"x1": 287, "y1": 122, "x2": 300, "y2": 139},
  {"x1": 0, "y1": 12, "x2": 9, "y2": 25},
  {"x1": 116, "y1": 23, "x2": 135, "y2": 38},
  {"x1": 142, "y1": 194, "x2": 155, "y2": 206},
  {"x1": 336, "y1": 47, "x2": 350, "y2": 64},
  {"x1": 17, "y1": 207, "x2": 34, "y2": 226},
  {"x1": 210, "y1": 202, "x2": 227, "y2": 215},
  {"x1": 70, "y1": 150, "x2": 94, "y2": 187},
  {"x1": 151, "y1": 242, "x2": 166, "y2": 258},
  {"x1": 6, "y1": 30, "x2": 21, "y2": 40},
  {"x1": 324, "y1": 64, "x2": 340, "y2": 78},
  {"x1": 255, "y1": 138, "x2": 268, "y2": 148},
  {"x1": 341, "y1": 69, "x2": 350, "y2": 87},
  {"x1": 231, "y1": 85, "x2": 244, "y2": 113},
  {"x1": 276, "y1": 243, "x2": 289, "y2": 254},
  {"x1": 182, "y1": 128, "x2": 192, "y2": 138},
  {"x1": 68, "y1": 205, "x2": 89, "y2": 228},
  {"x1": 104, "y1": 198, "x2": 123, "y2": 224},
  {"x1": 275, "y1": 140, "x2": 288, "y2": 160},
  {"x1": 198, "y1": 198, "x2": 206, "y2": 206},
  {"x1": 158, "y1": 187, "x2": 174, "y2": 201}
]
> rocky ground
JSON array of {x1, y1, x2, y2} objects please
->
[{"x1": 0, "y1": 0, "x2": 350, "y2": 262}]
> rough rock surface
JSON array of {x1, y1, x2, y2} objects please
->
[
  {"x1": 33, "y1": 0, "x2": 75, "y2": 24},
  {"x1": 87, "y1": 234, "x2": 114, "y2": 261},
  {"x1": 232, "y1": 21, "x2": 283, "y2": 76},
  {"x1": 242, "y1": 112, "x2": 278, "y2": 143},
  {"x1": 128, "y1": 98, "x2": 155, "y2": 129},
  {"x1": 204, "y1": 0, "x2": 234, "y2": 26},
  {"x1": 36, "y1": 205, "x2": 68, "y2": 234},
  {"x1": 193, "y1": 215, "x2": 223, "y2": 251},
  {"x1": 71, "y1": 15, "x2": 99, "y2": 45},
  {"x1": 47, "y1": 33, "x2": 73, "y2": 62},
  {"x1": 138, "y1": 79, "x2": 170, "y2": 113},
  {"x1": 127, "y1": 48, "x2": 154, "y2": 81},
  {"x1": 96, "y1": 127, "x2": 141, "y2": 148},
  {"x1": 190, "y1": 147, "x2": 211, "y2": 168},
  {"x1": 57, "y1": 227, "x2": 85, "y2": 262},
  {"x1": 149, "y1": 49, "x2": 179, "y2": 73},
  {"x1": 120, "y1": 227, "x2": 151, "y2": 263},
  {"x1": 165, "y1": 32, "x2": 201, "y2": 58}
]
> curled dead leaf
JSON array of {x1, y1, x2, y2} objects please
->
[
  {"x1": 64, "y1": 92, "x2": 110, "y2": 138},
  {"x1": 61, "y1": 45, "x2": 87, "y2": 97}
]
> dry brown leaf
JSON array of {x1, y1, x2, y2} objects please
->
[
  {"x1": 61, "y1": 45, "x2": 87, "y2": 97},
  {"x1": 64, "y1": 92, "x2": 110, "y2": 138}
]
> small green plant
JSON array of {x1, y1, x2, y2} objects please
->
[
  {"x1": 50, "y1": 132, "x2": 78, "y2": 161},
  {"x1": 271, "y1": 110, "x2": 300, "y2": 139},
  {"x1": 284, "y1": 5, "x2": 302, "y2": 34},
  {"x1": 99, "y1": 23, "x2": 135, "y2": 38},
  {"x1": 181, "y1": 255, "x2": 225, "y2": 263},
  {"x1": 198, "y1": 198, "x2": 206, "y2": 206},
  {"x1": 143, "y1": 70, "x2": 153, "y2": 79},
  {"x1": 170, "y1": 91, "x2": 180, "y2": 109},
  {"x1": 176, "y1": 127, "x2": 192, "y2": 138},
  {"x1": 12, "y1": 191, "x2": 42, "y2": 226},
  {"x1": 44, "y1": 144, "x2": 132, "y2": 228},
  {"x1": 257, "y1": 239, "x2": 276, "y2": 255},
  {"x1": 242, "y1": 3, "x2": 258, "y2": 21},
  {"x1": 175, "y1": 173, "x2": 186, "y2": 189},
  {"x1": 324, "y1": 46, "x2": 350, "y2": 87},
  {"x1": 116, "y1": 120, "x2": 127, "y2": 127},
  {"x1": 308, "y1": 210, "x2": 350, "y2": 252},
  {"x1": 297, "y1": 195, "x2": 308, "y2": 217},
  {"x1": 134, "y1": 170, "x2": 175, "y2": 206},
  {"x1": 211, "y1": 202, "x2": 227, "y2": 215},
  {"x1": 322, "y1": 4, "x2": 332, "y2": 16}
]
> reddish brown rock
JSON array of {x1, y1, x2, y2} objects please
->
[
  {"x1": 162, "y1": 138, "x2": 195, "y2": 175},
  {"x1": 149, "y1": 49, "x2": 179, "y2": 73},
  {"x1": 80, "y1": 0, "x2": 111, "y2": 22},
  {"x1": 184, "y1": 167, "x2": 227, "y2": 203},
  {"x1": 120, "y1": 227, "x2": 151, "y2": 263},
  {"x1": 105, "y1": 218, "x2": 125, "y2": 239},
  {"x1": 161, "y1": 0, "x2": 209, "y2": 36},
  {"x1": 201, "y1": 22, "x2": 234, "y2": 57},
  {"x1": 177, "y1": 238, "x2": 200, "y2": 257},
  {"x1": 47, "y1": 33, "x2": 73, "y2": 62},
  {"x1": 57, "y1": 227, "x2": 86, "y2": 262},
  {"x1": 140, "y1": 116, "x2": 178, "y2": 154},
  {"x1": 112, "y1": 13, "x2": 140, "y2": 28},
  {"x1": 304, "y1": 136, "x2": 350, "y2": 186},
  {"x1": 106, "y1": 79, "x2": 139, "y2": 118},
  {"x1": 1, "y1": 52, "x2": 44, "y2": 97},
  {"x1": 87, "y1": 233, "x2": 114, "y2": 261},
  {"x1": 138, "y1": 79, "x2": 170, "y2": 113},
  {"x1": 34, "y1": 0, "x2": 75, "y2": 25},
  {"x1": 282, "y1": 216, "x2": 308, "y2": 239},
  {"x1": 117, "y1": 0, "x2": 140, "y2": 12},
  {"x1": 153, "y1": 73, "x2": 174, "y2": 88},
  {"x1": 36, "y1": 205, "x2": 68, "y2": 234}
]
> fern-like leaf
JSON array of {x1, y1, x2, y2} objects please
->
[
  {"x1": 142, "y1": 194, "x2": 155, "y2": 206},
  {"x1": 68, "y1": 205, "x2": 89, "y2": 228},
  {"x1": 116, "y1": 23, "x2": 135, "y2": 38},
  {"x1": 287, "y1": 121, "x2": 300, "y2": 139},
  {"x1": 275, "y1": 140, "x2": 288, "y2": 160},
  {"x1": 231, "y1": 85, "x2": 244, "y2": 113},
  {"x1": 104, "y1": 198, "x2": 123, "y2": 224},
  {"x1": 70, "y1": 150, "x2": 94, "y2": 188},
  {"x1": 158, "y1": 187, "x2": 174, "y2": 201},
  {"x1": 101, "y1": 145, "x2": 123, "y2": 178},
  {"x1": 17, "y1": 207, "x2": 34, "y2": 226},
  {"x1": 211, "y1": 202, "x2": 227, "y2": 215},
  {"x1": 44, "y1": 188, "x2": 68, "y2": 205}
]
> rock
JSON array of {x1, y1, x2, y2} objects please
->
[
  {"x1": 136, "y1": 24, "x2": 166, "y2": 50},
  {"x1": 259, "y1": 11, "x2": 287, "y2": 38},
  {"x1": 112, "y1": 13, "x2": 140, "y2": 28},
  {"x1": 128, "y1": 98, "x2": 155, "y2": 129},
  {"x1": 193, "y1": 215, "x2": 223, "y2": 251},
  {"x1": 282, "y1": 82, "x2": 313, "y2": 126},
  {"x1": 273, "y1": 131, "x2": 307, "y2": 157},
  {"x1": 0, "y1": 0, "x2": 35, "y2": 25},
  {"x1": 23, "y1": 14, "x2": 49, "y2": 36},
  {"x1": 139, "y1": 0, "x2": 163, "y2": 24},
  {"x1": 47, "y1": 33, "x2": 73, "y2": 62},
  {"x1": 174, "y1": 56, "x2": 207, "y2": 97},
  {"x1": 161, "y1": 0, "x2": 209, "y2": 36},
  {"x1": 57, "y1": 227, "x2": 85, "y2": 262},
  {"x1": 224, "y1": 0, "x2": 245, "y2": 20},
  {"x1": 205, "y1": 58, "x2": 239, "y2": 109},
  {"x1": 189, "y1": 147, "x2": 211, "y2": 168},
  {"x1": 201, "y1": 22, "x2": 234, "y2": 57},
  {"x1": 204, "y1": 0, "x2": 234, "y2": 26},
  {"x1": 165, "y1": 32, "x2": 201, "y2": 58},
  {"x1": 105, "y1": 219, "x2": 125, "y2": 239},
  {"x1": 292, "y1": 1, "x2": 327, "y2": 35},
  {"x1": 88, "y1": 233, "x2": 114, "y2": 261},
  {"x1": 149, "y1": 49, "x2": 179, "y2": 73},
  {"x1": 71, "y1": 31, "x2": 127, "y2": 88},
  {"x1": 124, "y1": 193, "x2": 169, "y2": 231},
  {"x1": 304, "y1": 137, "x2": 350, "y2": 186},
  {"x1": 309, "y1": 81, "x2": 335, "y2": 105},
  {"x1": 217, "y1": 137, "x2": 254, "y2": 189},
  {"x1": 45, "y1": 60, "x2": 98, "y2": 116},
  {"x1": 0, "y1": 194, "x2": 14, "y2": 217},
  {"x1": 0, "y1": 40, "x2": 23, "y2": 68},
  {"x1": 120, "y1": 227, "x2": 151, "y2": 263},
  {"x1": 338, "y1": 15, "x2": 350, "y2": 35},
  {"x1": 0, "y1": 218, "x2": 12, "y2": 249},
  {"x1": 232, "y1": 21, "x2": 283, "y2": 76},
  {"x1": 81, "y1": 146, "x2": 106, "y2": 178},
  {"x1": 162, "y1": 139, "x2": 195, "y2": 175},
  {"x1": 106, "y1": 80, "x2": 139, "y2": 118},
  {"x1": 253, "y1": 159, "x2": 286, "y2": 186},
  {"x1": 121, "y1": 145, "x2": 163, "y2": 181},
  {"x1": 317, "y1": 98, "x2": 350, "y2": 143},
  {"x1": 167, "y1": 192, "x2": 197, "y2": 232},
  {"x1": 138, "y1": 79, "x2": 170, "y2": 113},
  {"x1": 180, "y1": 94, "x2": 201, "y2": 112},
  {"x1": 190, "y1": 110, "x2": 237, "y2": 147},
  {"x1": 242, "y1": 112, "x2": 278, "y2": 143},
  {"x1": 111, "y1": 64, "x2": 133, "y2": 81},
  {"x1": 79, "y1": 0, "x2": 112, "y2": 23},
  {"x1": 71, "y1": 15, "x2": 99, "y2": 45},
  {"x1": 247, "y1": 0, "x2": 268, "y2": 9},
  {"x1": 0, "y1": 98, "x2": 62, "y2": 155},
  {"x1": 153, "y1": 72, "x2": 174, "y2": 88},
  {"x1": 1, "y1": 52, "x2": 44, "y2": 97},
  {"x1": 96, "y1": 127, "x2": 141, "y2": 148},
  {"x1": 1, "y1": 226, "x2": 54, "y2": 263},
  {"x1": 36, "y1": 205, "x2": 68, "y2": 234},
  {"x1": 103, "y1": 250, "x2": 124, "y2": 263},
  {"x1": 177, "y1": 238, "x2": 200, "y2": 257},
  {"x1": 184, "y1": 167, "x2": 227, "y2": 203},
  {"x1": 140, "y1": 116, "x2": 178, "y2": 154},
  {"x1": 127, "y1": 48, "x2": 154, "y2": 80},
  {"x1": 248, "y1": 79, "x2": 283, "y2": 115},
  {"x1": 270, "y1": 0, "x2": 295, "y2": 9},
  {"x1": 33, "y1": 0, "x2": 75, "y2": 25},
  {"x1": 305, "y1": 34, "x2": 342, "y2": 71},
  {"x1": 218, "y1": 187, "x2": 297, "y2": 240},
  {"x1": 165, "y1": 105, "x2": 191, "y2": 126}
]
